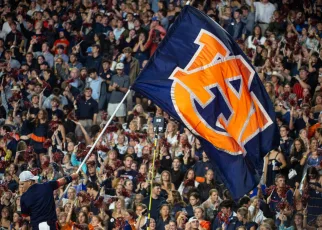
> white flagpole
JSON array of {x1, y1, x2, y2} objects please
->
[{"x1": 58, "y1": 89, "x2": 131, "y2": 201}]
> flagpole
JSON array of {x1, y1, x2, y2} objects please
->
[
  {"x1": 147, "y1": 131, "x2": 159, "y2": 230},
  {"x1": 58, "y1": 89, "x2": 132, "y2": 202}
]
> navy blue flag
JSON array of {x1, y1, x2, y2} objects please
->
[{"x1": 132, "y1": 6, "x2": 276, "y2": 199}]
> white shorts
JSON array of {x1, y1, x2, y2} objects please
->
[
  {"x1": 38, "y1": 222, "x2": 50, "y2": 230},
  {"x1": 108, "y1": 103, "x2": 126, "y2": 117}
]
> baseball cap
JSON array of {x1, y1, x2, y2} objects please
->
[
  {"x1": 152, "y1": 16, "x2": 159, "y2": 21},
  {"x1": 19, "y1": 171, "x2": 39, "y2": 182},
  {"x1": 86, "y1": 47, "x2": 92, "y2": 53},
  {"x1": 188, "y1": 217, "x2": 199, "y2": 223},
  {"x1": 116, "y1": 63, "x2": 124, "y2": 70}
]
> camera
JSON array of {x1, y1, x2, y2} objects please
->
[{"x1": 153, "y1": 116, "x2": 166, "y2": 133}]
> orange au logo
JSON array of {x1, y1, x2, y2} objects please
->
[{"x1": 169, "y1": 29, "x2": 273, "y2": 155}]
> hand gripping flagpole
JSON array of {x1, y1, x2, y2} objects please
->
[{"x1": 58, "y1": 89, "x2": 132, "y2": 202}]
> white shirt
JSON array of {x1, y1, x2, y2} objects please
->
[
  {"x1": 247, "y1": 36, "x2": 266, "y2": 50},
  {"x1": 249, "y1": 205, "x2": 266, "y2": 226},
  {"x1": 253, "y1": 2, "x2": 276, "y2": 24}
]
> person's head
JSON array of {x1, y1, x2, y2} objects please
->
[
  {"x1": 108, "y1": 149, "x2": 117, "y2": 160},
  {"x1": 172, "y1": 157, "x2": 181, "y2": 169},
  {"x1": 91, "y1": 44, "x2": 100, "y2": 54},
  {"x1": 259, "y1": 223, "x2": 272, "y2": 230},
  {"x1": 19, "y1": 171, "x2": 39, "y2": 193},
  {"x1": 151, "y1": 182, "x2": 161, "y2": 196},
  {"x1": 185, "y1": 168, "x2": 195, "y2": 180},
  {"x1": 86, "y1": 182, "x2": 99, "y2": 197},
  {"x1": 279, "y1": 125, "x2": 289, "y2": 138},
  {"x1": 116, "y1": 62, "x2": 124, "y2": 75},
  {"x1": 135, "y1": 203, "x2": 147, "y2": 216},
  {"x1": 275, "y1": 174, "x2": 286, "y2": 188},
  {"x1": 234, "y1": 9, "x2": 242, "y2": 20},
  {"x1": 168, "y1": 220, "x2": 177, "y2": 230},
  {"x1": 293, "y1": 213, "x2": 304, "y2": 227},
  {"x1": 78, "y1": 211, "x2": 88, "y2": 224},
  {"x1": 316, "y1": 214, "x2": 322, "y2": 227},
  {"x1": 306, "y1": 166, "x2": 319, "y2": 182},
  {"x1": 88, "y1": 68, "x2": 98, "y2": 79},
  {"x1": 67, "y1": 187, "x2": 76, "y2": 199},
  {"x1": 59, "y1": 212, "x2": 67, "y2": 224},
  {"x1": 188, "y1": 216, "x2": 200, "y2": 229},
  {"x1": 237, "y1": 207, "x2": 249, "y2": 221},
  {"x1": 209, "y1": 189, "x2": 219, "y2": 202},
  {"x1": 124, "y1": 179, "x2": 133, "y2": 192},
  {"x1": 205, "y1": 169, "x2": 214, "y2": 182},
  {"x1": 51, "y1": 97, "x2": 60, "y2": 108},
  {"x1": 241, "y1": 5, "x2": 249, "y2": 16},
  {"x1": 161, "y1": 170, "x2": 171, "y2": 183},
  {"x1": 160, "y1": 204, "x2": 170, "y2": 218},
  {"x1": 193, "y1": 207, "x2": 204, "y2": 219},
  {"x1": 219, "y1": 199, "x2": 234, "y2": 215},
  {"x1": 102, "y1": 59, "x2": 110, "y2": 70},
  {"x1": 239, "y1": 196, "x2": 251, "y2": 208},
  {"x1": 253, "y1": 25, "x2": 262, "y2": 37},
  {"x1": 91, "y1": 215, "x2": 102, "y2": 227},
  {"x1": 87, "y1": 160, "x2": 97, "y2": 175},
  {"x1": 299, "y1": 128, "x2": 307, "y2": 139},
  {"x1": 189, "y1": 192, "x2": 200, "y2": 206},
  {"x1": 299, "y1": 66, "x2": 309, "y2": 80},
  {"x1": 115, "y1": 197, "x2": 125, "y2": 210},
  {"x1": 149, "y1": 218, "x2": 156, "y2": 229},
  {"x1": 84, "y1": 87, "x2": 92, "y2": 98},
  {"x1": 139, "y1": 163, "x2": 147, "y2": 174},
  {"x1": 310, "y1": 137, "x2": 318, "y2": 150},
  {"x1": 13, "y1": 212, "x2": 21, "y2": 224},
  {"x1": 123, "y1": 155, "x2": 133, "y2": 168},
  {"x1": 1, "y1": 206, "x2": 10, "y2": 219}
]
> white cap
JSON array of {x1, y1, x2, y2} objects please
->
[
  {"x1": 188, "y1": 217, "x2": 199, "y2": 223},
  {"x1": 116, "y1": 63, "x2": 124, "y2": 70},
  {"x1": 19, "y1": 171, "x2": 39, "y2": 182}
]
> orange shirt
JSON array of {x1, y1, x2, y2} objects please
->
[
  {"x1": 308, "y1": 123, "x2": 320, "y2": 138},
  {"x1": 200, "y1": 220, "x2": 211, "y2": 230},
  {"x1": 60, "y1": 222, "x2": 74, "y2": 230}
]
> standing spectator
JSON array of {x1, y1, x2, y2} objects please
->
[
  {"x1": 86, "y1": 68, "x2": 107, "y2": 111},
  {"x1": 253, "y1": 0, "x2": 276, "y2": 35},
  {"x1": 227, "y1": 9, "x2": 246, "y2": 40},
  {"x1": 144, "y1": 17, "x2": 166, "y2": 56},
  {"x1": 74, "y1": 87, "x2": 98, "y2": 139},
  {"x1": 108, "y1": 63, "x2": 130, "y2": 124},
  {"x1": 122, "y1": 47, "x2": 140, "y2": 111},
  {"x1": 241, "y1": 5, "x2": 255, "y2": 37}
]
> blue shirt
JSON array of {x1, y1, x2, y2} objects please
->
[{"x1": 21, "y1": 181, "x2": 59, "y2": 229}]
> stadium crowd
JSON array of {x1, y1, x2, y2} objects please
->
[{"x1": 0, "y1": 0, "x2": 321, "y2": 229}]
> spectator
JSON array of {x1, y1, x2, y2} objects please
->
[
  {"x1": 253, "y1": 0, "x2": 276, "y2": 35},
  {"x1": 142, "y1": 182, "x2": 166, "y2": 220},
  {"x1": 227, "y1": 9, "x2": 246, "y2": 40},
  {"x1": 108, "y1": 62, "x2": 130, "y2": 124},
  {"x1": 74, "y1": 87, "x2": 98, "y2": 138}
]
